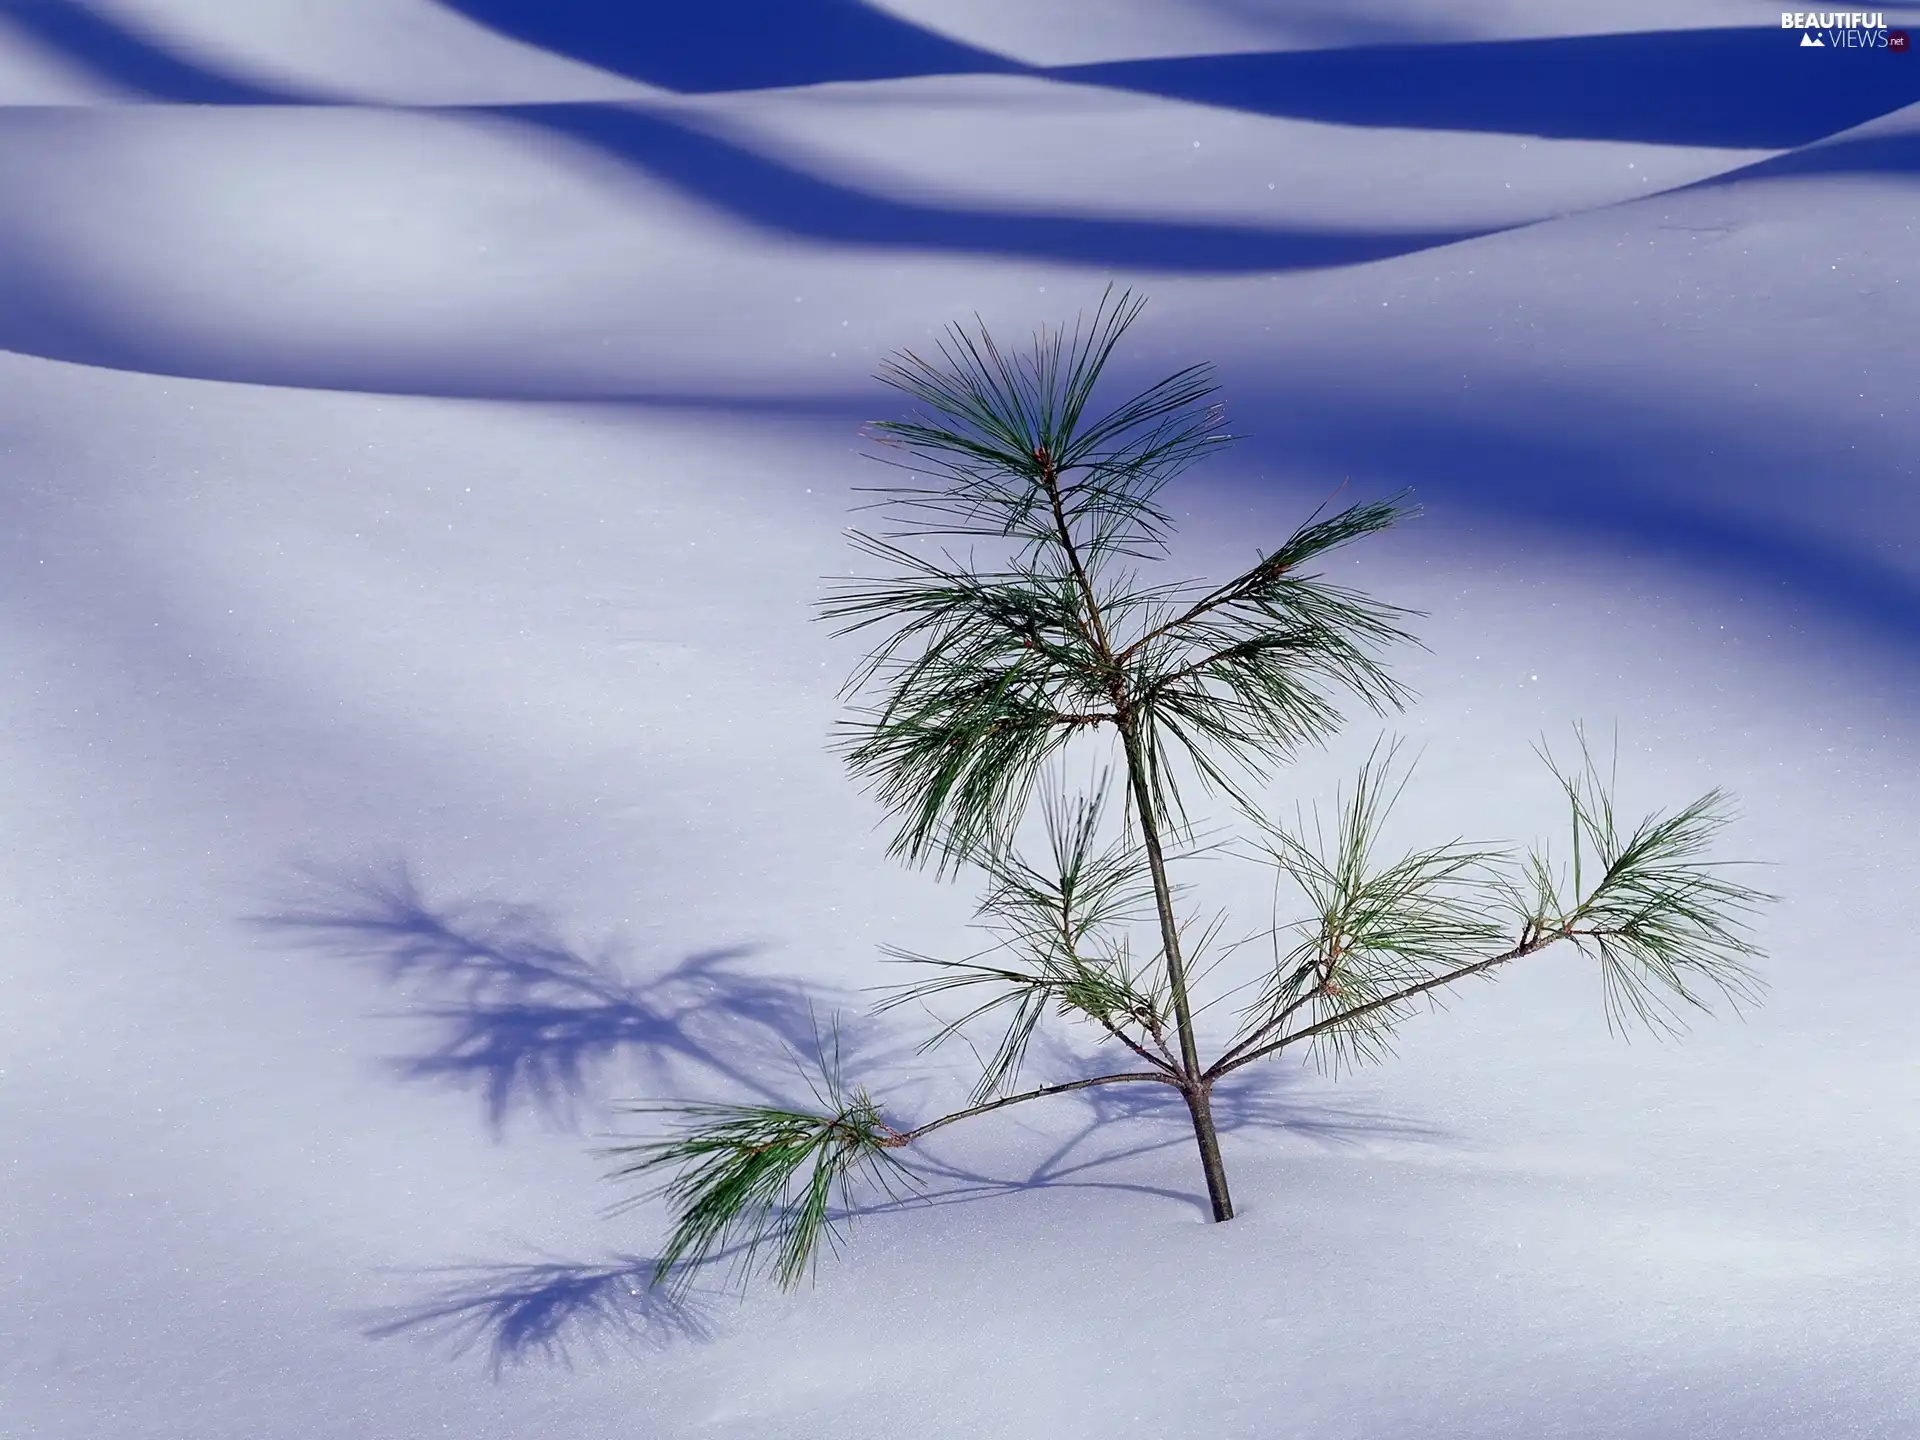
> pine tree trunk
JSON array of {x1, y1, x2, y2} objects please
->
[
  {"x1": 1040, "y1": 451, "x2": 1237, "y2": 1222},
  {"x1": 1118, "y1": 722, "x2": 1236, "y2": 1222},
  {"x1": 1182, "y1": 1082, "x2": 1235, "y2": 1222}
]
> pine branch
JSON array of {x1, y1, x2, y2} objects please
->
[
  {"x1": 1212, "y1": 742, "x2": 1507, "y2": 1074},
  {"x1": 874, "y1": 781, "x2": 1177, "y2": 1096},
  {"x1": 879, "y1": 945, "x2": 1179, "y2": 1091},
  {"x1": 604, "y1": 1034, "x2": 915, "y2": 1294},
  {"x1": 608, "y1": 1066, "x2": 1169, "y2": 1293},
  {"x1": 1208, "y1": 732, "x2": 1769, "y2": 1081},
  {"x1": 897, "y1": 1070, "x2": 1174, "y2": 1143},
  {"x1": 1525, "y1": 729, "x2": 1769, "y2": 1035},
  {"x1": 1111, "y1": 510, "x2": 1423, "y2": 830},
  {"x1": 1208, "y1": 931, "x2": 1550, "y2": 1081},
  {"x1": 1116, "y1": 493, "x2": 1419, "y2": 664}
]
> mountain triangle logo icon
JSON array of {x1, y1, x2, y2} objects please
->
[{"x1": 1800, "y1": 30, "x2": 1826, "y2": 43}]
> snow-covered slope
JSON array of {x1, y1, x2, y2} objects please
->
[{"x1": 4, "y1": 5, "x2": 1917, "y2": 1438}]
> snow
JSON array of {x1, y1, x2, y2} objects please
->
[{"x1": 3, "y1": 3, "x2": 1918, "y2": 1437}]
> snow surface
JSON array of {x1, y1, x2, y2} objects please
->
[{"x1": 3, "y1": 3, "x2": 1918, "y2": 1437}]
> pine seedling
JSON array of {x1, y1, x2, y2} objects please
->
[{"x1": 608, "y1": 292, "x2": 1771, "y2": 1291}]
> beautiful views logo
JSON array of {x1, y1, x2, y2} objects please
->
[{"x1": 1780, "y1": 11, "x2": 1907, "y2": 47}]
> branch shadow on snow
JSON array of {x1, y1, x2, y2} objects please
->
[
  {"x1": 254, "y1": 863, "x2": 840, "y2": 1134},
  {"x1": 365, "y1": 1253, "x2": 713, "y2": 1375}
]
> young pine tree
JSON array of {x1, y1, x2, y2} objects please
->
[{"x1": 605, "y1": 291, "x2": 1768, "y2": 1290}]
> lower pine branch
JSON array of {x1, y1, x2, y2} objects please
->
[{"x1": 890, "y1": 1070, "x2": 1174, "y2": 1145}]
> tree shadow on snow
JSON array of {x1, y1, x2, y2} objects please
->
[
  {"x1": 365, "y1": 1057, "x2": 1444, "y2": 1372},
  {"x1": 253, "y1": 862, "x2": 849, "y2": 1135},
  {"x1": 311, "y1": 880, "x2": 1443, "y2": 1375}
]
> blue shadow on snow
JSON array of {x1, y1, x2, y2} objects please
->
[
  {"x1": 14, "y1": 0, "x2": 1920, "y2": 158},
  {"x1": 6, "y1": 3, "x2": 1915, "y2": 298},
  {"x1": 366, "y1": 1060, "x2": 1437, "y2": 1370},
  {"x1": 367, "y1": 1254, "x2": 712, "y2": 1373},
  {"x1": 443, "y1": 0, "x2": 1024, "y2": 92},
  {"x1": 1231, "y1": 386, "x2": 1920, "y2": 650},
  {"x1": 1057, "y1": 27, "x2": 1920, "y2": 149},
  {"x1": 442, "y1": 4, "x2": 1920, "y2": 151},
  {"x1": 1689, "y1": 126, "x2": 1920, "y2": 181},
  {"x1": 254, "y1": 864, "x2": 837, "y2": 1135},
  {"x1": 500, "y1": 102, "x2": 1498, "y2": 274},
  {"x1": 1, "y1": 0, "x2": 288, "y2": 103},
  {"x1": 0, "y1": 0, "x2": 1504, "y2": 280}
]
